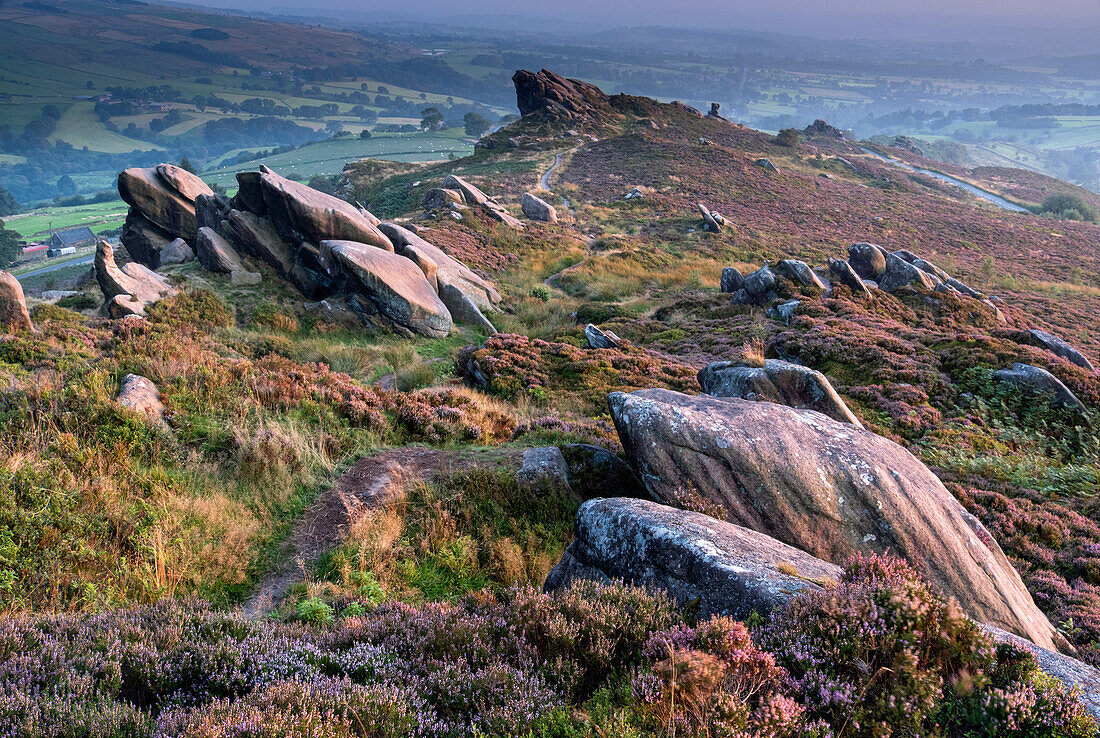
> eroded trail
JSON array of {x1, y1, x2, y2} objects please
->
[{"x1": 240, "y1": 446, "x2": 521, "y2": 616}]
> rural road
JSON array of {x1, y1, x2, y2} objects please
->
[{"x1": 16, "y1": 255, "x2": 94, "y2": 282}]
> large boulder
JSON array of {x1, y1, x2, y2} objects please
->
[
  {"x1": 697, "y1": 203, "x2": 723, "y2": 233},
  {"x1": 1023, "y1": 329, "x2": 1096, "y2": 373},
  {"x1": 0, "y1": 271, "x2": 34, "y2": 333},
  {"x1": 720, "y1": 267, "x2": 743, "y2": 294},
  {"x1": 117, "y1": 165, "x2": 211, "y2": 242},
  {"x1": 585, "y1": 323, "x2": 620, "y2": 349},
  {"x1": 95, "y1": 240, "x2": 177, "y2": 317},
  {"x1": 775, "y1": 260, "x2": 827, "y2": 291},
  {"x1": 194, "y1": 193, "x2": 232, "y2": 231},
  {"x1": 319, "y1": 240, "x2": 452, "y2": 338},
  {"x1": 607, "y1": 388, "x2": 1063, "y2": 650},
  {"x1": 423, "y1": 188, "x2": 464, "y2": 210},
  {"x1": 378, "y1": 223, "x2": 501, "y2": 311},
  {"x1": 545, "y1": 497, "x2": 843, "y2": 619},
  {"x1": 480, "y1": 200, "x2": 526, "y2": 230},
  {"x1": 259, "y1": 170, "x2": 393, "y2": 252},
  {"x1": 847, "y1": 242, "x2": 887, "y2": 279},
  {"x1": 515, "y1": 446, "x2": 572, "y2": 496},
  {"x1": 159, "y1": 238, "x2": 194, "y2": 266},
  {"x1": 993, "y1": 363, "x2": 1089, "y2": 415},
  {"x1": 698, "y1": 359, "x2": 862, "y2": 427},
  {"x1": 119, "y1": 210, "x2": 174, "y2": 269},
  {"x1": 521, "y1": 192, "x2": 558, "y2": 223}
]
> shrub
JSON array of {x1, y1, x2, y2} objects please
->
[{"x1": 529, "y1": 285, "x2": 552, "y2": 301}]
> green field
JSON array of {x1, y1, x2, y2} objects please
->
[{"x1": 5, "y1": 200, "x2": 128, "y2": 241}]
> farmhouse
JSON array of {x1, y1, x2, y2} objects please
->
[{"x1": 48, "y1": 226, "x2": 95, "y2": 251}]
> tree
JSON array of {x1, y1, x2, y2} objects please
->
[
  {"x1": 420, "y1": 107, "x2": 444, "y2": 132},
  {"x1": 359, "y1": 129, "x2": 372, "y2": 140},
  {"x1": 56, "y1": 175, "x2": 77, "y2": 197},
  {"x1": 0, "y1": 186, "x2": 19, "y2": 217},
  {"x1": 1040, "y1": 193, "x2": 1098, "y2": 223},
  {"x1": 463, "y1": 112, "x2": 491, "y2": 137},
  {"x1": 0, "y1": 220, "x2": 22, "y2": 266},
  {"x1": 178, "y1": 157, "x2": 197, "y2": 174},
  {"x1": 325, "y1": 121, "x2": 344, "y2": 135}
]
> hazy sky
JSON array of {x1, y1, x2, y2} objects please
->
[{"x1": 183, "y1": 0, "x2": 1100, "y2": 37}]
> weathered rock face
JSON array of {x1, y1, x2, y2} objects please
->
[
  {"x1": 95, "y1": 241, "x2": 177, "y2": 317},
  {"x1": 195, "y1": 227, "x2": 246, "y2": 274},
  {"x1": 195, "y1": 193, "x2": 232, "y2": 231},
  {"x1": 120, "y1": 211, "x2": 174, "y2": 269},
  {"x1": 521, "y1": 192, "x2": 558, "y2": 223},
  {"x1": 0, "y1": 271, "x2": 34, "y2": 333},
  {"x1": 545, "y1": 497, "x2": 843, "y2": 619},
  {"x1": 231, "y1": 171, "x2": 266, "y2": 215},
  {"x1": 1023, "y1": 329, "x2": 1096, "y2": 373},
  {"x1": 828, "y1": 258, "x2": 873, "y2": 296},
  {"x1": 438, "y1": 284, "x2": 496, "y2": 333},
  {"x1": 223, "y1": 209, "x2": 295, "y2": 275},
  {"x1": 319, "y1": 240, "x2": 452, "y2": 338},
  {"x1": 259, "y1": 171, "x2": 393, "y2": 252},
  {"x1": 378, "y1": 223, "x2": 501, "y2": 312},
  {"x1": 607, "y1": 388, "x2": 1063, "y2": 650},
  {"x1": 512, "y1": 69, "x2": 612, "y2": 122},
  {"x1": 754, "y1": 158, "x2": 779, "y2": 173},
  {"x1": 847, "y1": 242, "x2": 887, "y2": 279},
  {"x1": 994, "y1": 363, "x2": 1089, "y2": 415},
  {"x1": 585, "y1": 323, "x2": 620, "y2": 349},
  {"x1": 698, "y1": 359, "x2": 863, "y2": 427},
  {"x1": 697, "y1": 203, "x2": 722, "y2": 233},
  {"x1": 803, "y1": 119, "x2": 845, "y2": 139},
  {"x1": 480, "y1": 200, "x2": 526, "y2": 230},
  {"x1": 159, "y1": 238, "x2": 194, "y2": 266},
  {"x1": 116, "y1": 373, "x2": 165, "y2": 425},
  {"x1": 895, "y1": 250, "x2": 950, "y2": 282},
  {"x1": 117, "y1": 165, "x2": 211, "y2": 244},
  {"x1": 720, "y1": 267, "x2": 744, "y2": 294}
]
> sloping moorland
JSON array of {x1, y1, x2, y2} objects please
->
[{"x1": 4, "y1": 70, "x2": 1100, "y2": 736}]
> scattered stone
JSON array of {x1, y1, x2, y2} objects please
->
[
  {"x1": 741, "y1": 265, "x2": 776, "y2": 299},
  {"x1": 775, "y1": 259, "x2": 826, "y2": 291},
  {"x1": 697, "y1": 203, "x2": 723, "y2": 233},
  {"x1": 521, "y1": 192, "x2": 558, "y2": 223},
  {"x1": 480, "y1": 200, "x2": 526, "y2": 230},
  {"x1": 623, "y1": 188, "x2": 643, "y2": 200},
  {"x1": 774, "y1": 299, "x2": 800, "y2": 323},
  {"x1": 515, "y1": 446, "x2": 573, "y2": 496},
  {"x1": 439, "y1": 283, "x2": 497, "y2": 333},
  {"x1": 993, "y1": 363, "x2": 1089, "y2": 416},
  {"x1": 828, "y1": 258, "x2": 873, "y2": 296},
  {"x1": 720, "y1": 267, "x2": 744, "y2": 293},
  {"x1": 544, "y1": 497, "x2": 843, "y2": 620},
  {"x1": 699, "y1": 358, "x2": 863, "y2": 427},
  {"x1": 878, "y1": 251, "x2": 936, "y2": 291},
  {"x1": 607, "y1": 388, "x2": 1063, "y2": 650},
  {"x1": 159, "y1": 238, "x2": 194, "y2": 266},
  {"x1": 559, "y1": 444, "x2": 647, "y2": 500},
  {"x1": 116, "y1": 374, "x2": 165, "y2": 425},
  {"x1": 423, "y1": 188, "x2": 465, "y2": 210},
  {"x1": 259, "y1": 170, "x2": 394, "y2": 251},
  {"x1": 230, "y1": 270, "x2": 262, "y2": 286},
  {"x1": 584, "y1": 323, "x2": 621, "y2": 349},
  {"x1": 1023, "y1": 329, "x2": 1096, "y2": 373},
  {"x1": 847, "y1": 242, "x2": 887, "y2": 279},
  {"x1": 754, "y1": 158, "x2": 779, "y2": 173},
  {"x1": 803, "y1": 119, "x2": 845, "y2": 139},
  {"x1": 40, "y1": 290, "x2": 80, "y2": 302},
  {"x1": 320, "y1": 240, "x2": 453, "y2": 338},
  {"x1": 95, "y1": 241, "x2": 177, "y2": 317},
  {"x1": 0, "y1": 271, "x2": 34, "y2": 333}
]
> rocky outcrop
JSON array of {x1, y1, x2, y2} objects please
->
[
  {"x1": 697, "y1": 203, "x2": 723, "y2": 233},
  {"x1": 607, "y1": 388, "x2": 1063, "y2": 650},
  {"x1": 442, "y1": 175, "x2": 489, "y2": 206},
  {"x1": 878, "y1": 250, "x2": 936, "y2": 291},
  {"x1": 521, "y1": 192, "x2": 558, "y2": 223},
  {"x1": 116, "y1": 373, "x2": 165, "y2": 426},
  {"x1": 994, "y1": 363, "x2": 1089, "y2": 415},
  {"x1": 118, "y1": 165, "x2": 213, "y2": 267},
  {"x1": 1022, "y1": 329, "x2": 1096, "y2": 373},
  {"x1": 0, "y1": 271, "x2": 34, "y2": 333},
  {"x1": 319, "y1": 240, "x2": 452, "y2": 338},
  {"x1": 585, "y1": 323, "x2": 620, "y2": 349},
  {"x1": 545, "y1": 497, "x2": 843, "y2": 619},
  {"x1": 222, "y1": 209, "x2": 295, "y2": 275},
  {"x1": 513, "y1": 69, "x2": 612, "y2": 122},
  {"x1": 195, "y1": 226, "x2": 259, "y2": 284},
  {"x1": 698, "y1": 359, "x2": 862, "y2": 427},
  {"x1": 120, "y1": 211, "x2": 174, "y2": 269},
  {"x1": 706, "y1": 102, "x2": 727, "y2": 121},
  {"x1": 775, "y1": 260, "x2": 826, "y2": 291},
  {"x1": 95, "y1": 241, "x2": 177, "y2": 317},
  {"x1": 423, "y1": 188, "x2": 464, "y2": 211},
  {"x1": 803, "y1": 119, "x2": 845, "y2": 139},
  {"x1": 731, "y1": 265, "x2": 777, "y2": 305},
  {"x1": 259, "y1": 170, "x2": 393, "y2": 251}
]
